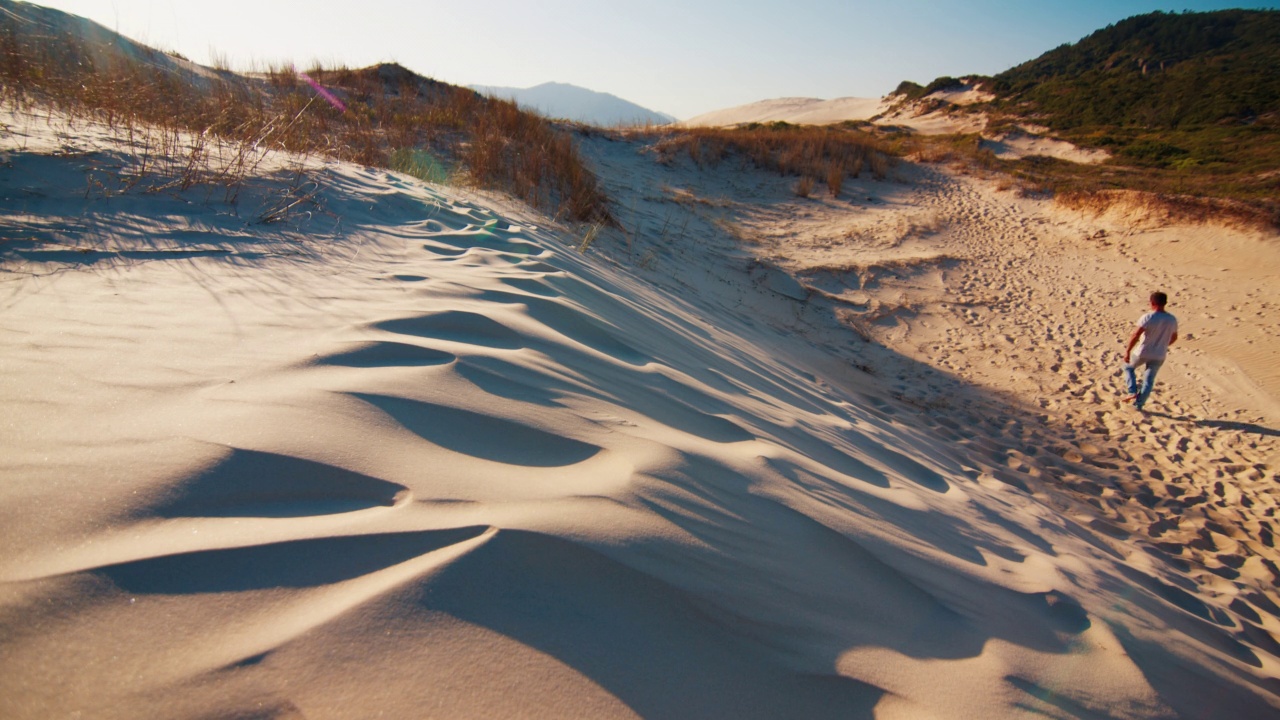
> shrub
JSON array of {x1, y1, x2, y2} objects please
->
[
  {"x1": 922, "y1": 76, "x2": 966, "y2": 96},
  {"x1": 893, "y1": 81, "x2": 925, "y2": 98},
  {"x1": 827, "y1": 163, "x2": 845, "y2": 196},
  {"x1": 1119, "y1": 140, "x2": 1189, "y2": 166}
]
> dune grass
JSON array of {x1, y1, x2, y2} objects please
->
[
  {"x1": 651, "y1": 124, "x2": 894, "y2": 197},
  {"x1": 0, "y1": 7, "x2": 612, "y2": 224},
  {"x1": 894, "y1": 129, "x2": 1280, "y2": 229}
]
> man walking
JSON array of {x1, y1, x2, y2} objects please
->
[{"x1": 1123, "y1": 291, "x2": 1179, "y2": 411}]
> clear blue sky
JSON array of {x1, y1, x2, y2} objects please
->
[{"x1": 31, "y1": 0, "x2": 1280, "y2": 119}]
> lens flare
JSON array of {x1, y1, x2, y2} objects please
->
[{"x1": 296, "y1": 67, "x2": 346, "y2": 112}]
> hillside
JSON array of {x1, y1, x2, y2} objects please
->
[
  {"x1": 896, "y1": 9, "x2": 1280, "y2": 227},
  {"x1": 991, "y1": 9, "x2": 1280, "y2": 130},
  {"x1": 0, "y1": 0, "x2": 611, "y2": 224},
  {"x1": 471, "y1": 81, "x2": 676, "y2": 126},
  {"x1": 677, "y1": 10, "x2": 1279, "y2": 225}
]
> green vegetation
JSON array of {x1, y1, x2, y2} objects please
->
[
  {"x1": 893, "y1": 124, "x2": 1278, "y2": 227},
  {"x1": 893, "y1": 81, "x2": 925, "y2": 98},
  {"x1": 991, "y1": 10, "x2": 1280, "y2": 129},
  {"x1": 899, "y1": 10, "x2": 1280, "y2": 227},
  {"x1": 0, "y1": 4, "x2": 611, "y2": 224},
  {"x1": 893, "y1": 77, "x2": 969, "y2": 102}
]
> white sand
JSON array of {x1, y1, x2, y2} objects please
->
[
  {"x1": 683, "y1": 94, "x2": 994, "y2": 137},
  {"x1": 2, "y1": 106, "x2": 1279, "y2": 719},
  {"x1": 984, "y1": 130, "x2": 1111, "y2": 164},
  {"x1": 682, "y1": 96, "x2": 891, "y2": 128},
  {"x1": 683, "y1": 84, "x2": 1109, "y2": 163},
  {"x1": 681, "y1": 83, "x2": 992, "y2": 134}
]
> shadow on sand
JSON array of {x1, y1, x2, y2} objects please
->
[{"x1": 1144, "y1": 410, "x2": 1279, "y2": 438}]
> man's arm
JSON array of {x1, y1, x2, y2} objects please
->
[{"x1": 1124, "y1": 326, "x2": 1144, "y2": 363}]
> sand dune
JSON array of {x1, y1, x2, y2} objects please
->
[
  {"x1": 680, "y1": 82, "x2": 994, "y2": 134},
  {"x1": 2, "y1": 106, "x2": 1279, "y2": 719},
  {"x1": 682, "y1": 85, "x2": 1104, "y2": 162},
  {"x1": 682, "y1": 96, "x2": 891, "y2": 127}
]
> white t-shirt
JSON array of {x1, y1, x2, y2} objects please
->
[{"x1": 1135, "y1": 310, "x2": 1178, "y2": 360}]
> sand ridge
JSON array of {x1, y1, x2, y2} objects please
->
[{"x1": 2, "y1": 108, "x2": 1279, "y2": 717}]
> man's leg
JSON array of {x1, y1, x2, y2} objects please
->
[
  {"x1": 1123, "y1": 363, "x2": 1139, "y2": 397},
  {"x1": 1135, "y1": 359, "x2": 1163, "y2": 409}
]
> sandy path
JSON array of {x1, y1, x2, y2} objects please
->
[
  {"x1": 738, "y1": 163, "x2": 1280, "y2": 615},
  {"x1": 582, "y1": 134, "x2": 1280, "y2": 656}
]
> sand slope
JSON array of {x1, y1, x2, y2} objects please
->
[
  {"x1": 683, "y1": 96, "x2": 891, "y2": 127},
  {"x1": 681, "y1": 86, "x2": 1107, "y2": 162},
  {"x1": 2, "y1": 109, "x2": 1279, "y2": 718},
  {"x1": 681, "y1": 83, "x2": 992, "y2": 135}
]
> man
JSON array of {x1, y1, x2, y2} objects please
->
[{"x1": 1122, "y1": 291, "x2": 1179, "y2": 411}]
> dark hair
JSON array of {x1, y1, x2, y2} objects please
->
[{"x1": 1151, "y1": 291, "x2": 1168, "y2": 307}]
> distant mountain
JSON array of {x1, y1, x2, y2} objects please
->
[{"x1": 470, "y1": 82, "x2": 676, "y2": 126}]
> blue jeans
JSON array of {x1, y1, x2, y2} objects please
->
[{"x1": 1124, "y1": 357, "x2": 1163, "y2": 409}]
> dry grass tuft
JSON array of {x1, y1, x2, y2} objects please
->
[
  {"x1": 0, "y1": 6, "x2": 612, "y2": 224},
  {"x1": 1054, "y1": 189, "x2": 1275, "y2": 230},
  {"x1": 652, "y1": 124, "x2": 895, "y2": 190},
  {"x1": 826, "y1": 164, "x2": 845, "y2": 196}
]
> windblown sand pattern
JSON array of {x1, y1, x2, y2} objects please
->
[{"x1": 2, "y1": 107, "x2": 1278, "y2": 719}]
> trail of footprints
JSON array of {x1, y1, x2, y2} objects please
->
[{"x1": 889, "y1": 172, "x2": 1280, "y2": 618}]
